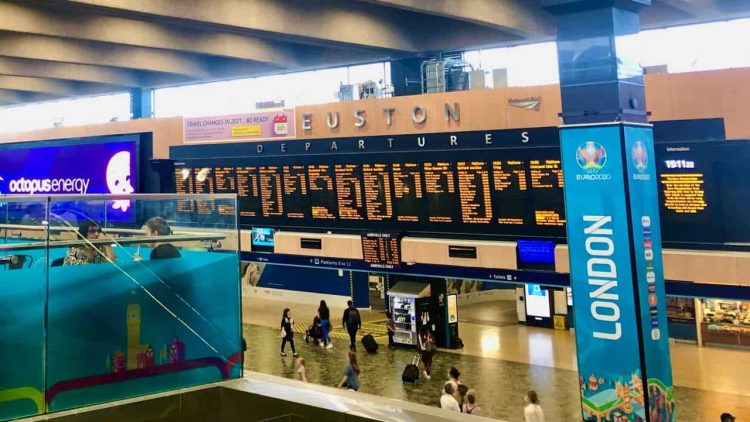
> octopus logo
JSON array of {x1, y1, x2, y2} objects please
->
[
  {"x1": 631, "y1": 141, "x2": 648, "y2": 172},
  {"x1": 106, "y1": 151, "x2": 134, "y2": 212},
  {"x1": 575, "y1": 141, "x2": 608, "y2": 173}
]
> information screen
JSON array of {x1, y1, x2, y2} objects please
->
[
  {"x1": 361, "y1": 232, "x2": 401, "y2": 269},
  {"x1": 517, "y1": 240, "x2": 556, "y2": 270},
  {"x1": 174, "y1": 147, "x2": 567, "y2": 238},
  {"x1": 657, "y1": 141, "x2": 750, "y2": 243},
  {"x1": 525, "y1": 284, "x2": 551, "y2": 318},
  {"x1": 251, "y1": 227, "x2": 275, "y2": 250}
]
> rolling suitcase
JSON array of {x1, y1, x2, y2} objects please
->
[
  {"x1": 402, "y1": 354, "x2": 421, "y2": 383},
  {"x1": 361, "y1": 334, "x2": 378, "y2": 353}
]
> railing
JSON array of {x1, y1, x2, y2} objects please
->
[{"x1": 0, "y1": 194, "x2": 242, "y2": 421}]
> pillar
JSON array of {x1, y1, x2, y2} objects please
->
[
  {"x1": 542, "y1": 1, "x2": 674, "y2": 421},
  {"x1": 130, "y1": 88, "x2": 154, "y2": 119}
]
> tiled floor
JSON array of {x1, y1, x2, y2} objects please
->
[{"x1": 243, "y1": 295, "x2": 750, "y2": 421}]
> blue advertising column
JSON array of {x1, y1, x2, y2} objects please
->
[
  {"x1": 561, "y1": 124, "x2": 673, "y2": 421},
  {"x1": 543, "y1": 0, "x2": 674, "y2": 421}
]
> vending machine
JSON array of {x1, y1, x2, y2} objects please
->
[{"x1": 387, "y1": 281, "x2": 431, "y2": 346}]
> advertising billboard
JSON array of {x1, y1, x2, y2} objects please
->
[{"x1": 0, "y1": 137, "x2": 138, "y2": 221}]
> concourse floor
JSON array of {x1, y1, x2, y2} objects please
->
[{"x1": 243, "y1": 296, "x2": 750, "y2": 421}]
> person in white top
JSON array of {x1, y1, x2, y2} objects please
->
[
  {"x1": 440, "y1": 381, "x2": 461, "y2": 412},
  {"x1": 296, "y1": 357, "x2": 307, "y2": 383},
  {"x1": 524, "y1": 390, "x2": 546, "y2": 422}
]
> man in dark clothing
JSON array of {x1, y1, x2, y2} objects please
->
[{"x1": 342, "y1": 300, "x2": 361, "y2": 351}]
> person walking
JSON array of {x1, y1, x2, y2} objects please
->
[
  {"x1": 386, "y1": 311, "x2": 396, "y2": 349},
  {"x1": 280, "y1": 308, "x2": 298, "y2": 357},
  {"x1": 440, "y1": 381, "x2": 460, "y2": 412},
  {"x1": 449, "y1": 367, "x2": 462, "y2": 385},
  {"x1": 462, "y1": 389, "x2": 482, "y2": 416},
  {"x1": 342, "y1": 301, "x2": 361, "y2": 351},
  {"x1": 296, "y1": 357, "x2": 307, "y2": 383},
  {"x1": 318, "y1": 300, "x2": 332, "y2": 349},
  {"x1": 524, "y1": 390, "x2": 545, "y2": 422},
  {"x1": 417, "y1": 326, "x2": 435, "y2": 379},
  {"x1": 337, "y1": 350, "x2": 360, "y2": 391}
]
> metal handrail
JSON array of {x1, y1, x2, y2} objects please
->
[
  {"x1": 0, "y1": 193, "x2": 237, "y2": 201},
  {"x1": 256, "y1": 414, "x2": 305, "y2": 422},
  {"x1": 0, "y1": 233, "x2": 227, "y2": 252},
  {"x1": 0, "y1": 223, "x2": 215, "y2": 236}
]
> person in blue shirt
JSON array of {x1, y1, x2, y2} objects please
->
[{"x1": 337, "y1": 350, "x2": 360, "y2": 391}]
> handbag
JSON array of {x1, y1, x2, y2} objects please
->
[{"x1": 281, "y1": 327, "x2": 287, "y2": 338}]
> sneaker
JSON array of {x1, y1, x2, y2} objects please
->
[
  {"x1": 326, "y1": 343, "x2": 333, "y2": 349},
  {"x1": 280, "y1": 353, "x2": 287, "y2": 357},
  {"x1": 293, "y1": 353, "x2": 299, "y2": 357},
  {"x1": 423, "y1": 371, "x2": 431, "y2": 380},
  {"x1": 320, "y1": 342, "x2": 325, "y2": 348}
]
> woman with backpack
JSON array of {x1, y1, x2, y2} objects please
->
[
  {"x1": 417, "y1": 326, "x2": 435, "y2": 380},
  {"x1": 280, "y1": 308, "x2": 298, "y2": 357}
]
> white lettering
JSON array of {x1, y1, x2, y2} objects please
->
[
  {"x1": 302, "y1": 113, "x2": 312, "y2": 130},
  {"x1": 305, "y1": 142, "x2": 311, "y2": 151},
  {"x1": 412, "y1": 105, "x2": 426, "y2": 124},
  {"x1": 326, "y1": 112, "x2": 339, "y2": 129},
  {"x1": 485, "y1": 133, "x2": 492, "y2": 145},
  {"x1": 417, "y1": 136, "x2": 426, "y2": 147},
  {"x1": 330, "y1": 141, "x2": 338, "y2": 151},
  {"x1": 444, "y1": 102, "x2": 460, "y2": 122},
  {"x1": 354, "y1": 110, "x2": 366, "y2": 128},
  {"x1": 383, "y1": 107, "x2": 395, "y2": 127},
  {"x1": 450, "y1": 135, "x2": 458, "y2": 146},
  {"x1": 583, "y1": 215, "x2": 622, "y2": 341},
  {"x1": 521, "y1": 131, "x2": 529, "y2": 143},
  {"x1": 8, "y1": 177, "x2": 91, "y2": 195},
  {"x1": 358, "y1": 139, "x2": 365, "y2": 150}
]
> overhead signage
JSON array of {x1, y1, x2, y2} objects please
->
[
  {"x1": 561, "y1": 123, "x2": 673, "y2": 421},
  {"x1": 184, "y1": 110, "x2": 296, "y2": 143}
]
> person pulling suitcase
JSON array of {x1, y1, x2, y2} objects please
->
[{"x1": 402, "y1": 353, "x2": 421, "y2": 383}]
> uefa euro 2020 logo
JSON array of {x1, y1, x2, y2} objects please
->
[
  {"x1": 631, "y1": 140, "x2": 648, "y2": 173},
  {"x1": 575, "y1": 141, "x2": 607, "y2": 173}
]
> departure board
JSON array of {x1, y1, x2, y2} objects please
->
[
  {"x1": 361, "y1": 233, "x2": 401, "y2": 269},
  {"x1": 171, "y1": 134, "x2": 750, "y2": 244},
  {"x1": 173, "y1": 147, "x2": 571, "y2": 238},
  {"x1": 657, "y1": 141, "x2": 750, "y2": 243}
]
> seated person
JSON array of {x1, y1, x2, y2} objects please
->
[
  {"x1": 63, "y1": 221, "x2": 116, "y2": 266},
  {"x1": 142, "y1": 217, "x2": 181, "y2": 260}
]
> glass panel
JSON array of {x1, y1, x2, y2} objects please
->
[
  {"x1": 42, "y1": 194, "x2": 241, "y2": 413},
  {"x1": 0, "y1": 198, "x2": 47, "y2": 420}
]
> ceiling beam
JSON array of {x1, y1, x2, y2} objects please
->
[
  {"x1": 49, "y1": 0, "x2": 490, "y2": 52},
  {"x1": 0, "y1": 0, "x2": 305, "y2": 68},
  {"x1": 0, "y1": 76, "x2": 77, "y2": 97},
  {"x1": 0, "y1": 89, "x2": 64, "y2": 104},
  {"x1": 360, "y1": 0, "x2": 554, "y2": 38},
  {"x1": 0, "y1": 32, "x2": 282, "y2": 83},
  {"x1": 0, "y1": 57, "x2": 139, "y2": 87}
]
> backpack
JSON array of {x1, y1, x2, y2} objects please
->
[{"x1": 348, "y1": 308, "x2": 361, "y2": 326}]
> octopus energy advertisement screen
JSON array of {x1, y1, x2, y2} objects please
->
[{"x1": 0, "y1": 137, "x2": 138, "y2": 221}]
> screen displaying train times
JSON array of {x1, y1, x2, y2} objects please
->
[
  {"x1": 657, "y1": 140, "x2": 750, "y2": 243},
  {"x1": 174, "y1": 147, "x2": 567, "y2": 238},
  {"x1": 361, "y1": 233, "x2": 401, "y2": 269}
]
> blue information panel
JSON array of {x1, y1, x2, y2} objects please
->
[
  {"x1": 623, "y1": 125, "x2": 675, "y2": 421},
  {"x1": 561, "y1": 123, "x2": 673, "y2": 422}
]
